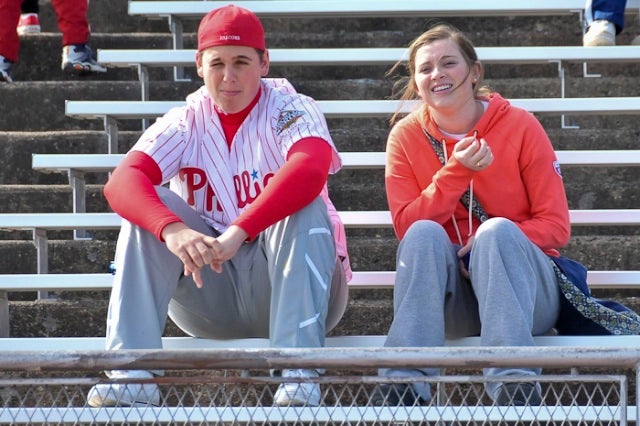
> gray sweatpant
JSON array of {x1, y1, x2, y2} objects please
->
[
  {"x1": 382, "y1": 218, "x2": 560, "y2": 401},
  {"x1": 105, "y1": 187, "x2": 348, "y2": 352}
]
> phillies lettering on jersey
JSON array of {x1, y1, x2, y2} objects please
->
[{"x1": 179, "y1": 166, "x2": 275, "y2": 212}]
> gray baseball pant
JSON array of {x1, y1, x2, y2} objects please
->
[
  {"x1": 105, "y1": 186, "x2": 348, "y2": 352},
  {"x1": 382, "y1": 217, "x2": 560, "y2": 401}
]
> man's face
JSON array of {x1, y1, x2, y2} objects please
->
[{"x1": 196, "y1": 45, "x2": 269, "y2": 114}]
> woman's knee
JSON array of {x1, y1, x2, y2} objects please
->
[
  {"x1": 397, "y1": 220, "x2": 453, "y2": 276},
  {"x1": 402, "y1": 220, "x2": 449, "y2": 249},
  {"x1": 474, "y1": 217, "x2": 519, "y2": 243}
]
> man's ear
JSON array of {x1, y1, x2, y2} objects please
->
[
  {"x1": 261, "y1": 50, "x2": 270, "y2": 77},
  {"x1": 196, "y1": 51, "x2": 204, "y2": 78}
]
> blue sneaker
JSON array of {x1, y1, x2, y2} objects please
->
[
  {"x1": 0, "y1": 55, "x2": 13, "y2": 83},
  {"x1": 61, "y1": 44, "x2": 107, "y2": 75}
]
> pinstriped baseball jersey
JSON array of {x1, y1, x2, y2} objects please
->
[{"x1": 131, "y1": 78, "x2": 351, "y2": 280}]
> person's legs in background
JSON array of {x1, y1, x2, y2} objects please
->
[
  {"x1": 51, "y1": 0, "x2": 106, "y2": 75},
  {"x1": 0, "y1": 0, "x2": 20, "y2": 82},
  {"x1": 583, "y1": 0, "x2": 628, "y2": 46}
]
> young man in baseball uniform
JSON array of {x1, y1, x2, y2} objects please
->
[{"x1": 86, "y1": 4, "x2": 351, "y2": 408}]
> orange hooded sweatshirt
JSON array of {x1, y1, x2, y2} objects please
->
[{"x1": 385, "y1": 93, "x2": 570, "y2": 257}]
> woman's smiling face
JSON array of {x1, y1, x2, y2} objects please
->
[{"x1": 413, "y1": 38, "x2": 477, "y2": 110}]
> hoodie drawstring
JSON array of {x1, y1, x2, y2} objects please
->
[
  {"x1": 442, "y1": 138, "x2": 475, "y2": 244},
  {"x1": 442, "y1": 139, "x2": 465, "y2": 245}
]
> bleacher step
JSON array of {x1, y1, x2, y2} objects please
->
[{"x1": 6, "y1": 297, "x2": 394, "y2": 338}]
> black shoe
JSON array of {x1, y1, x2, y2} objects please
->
[
  {"x1": 496, "y1": 382, "x2": 542, "y2": 406},
  {"x1": 370, "y1": 384, "x2": 425, "y2": 406}
]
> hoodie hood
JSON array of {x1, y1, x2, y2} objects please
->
[{"x1": 420, "y1": 93, "x2": 512, "y2": 143}]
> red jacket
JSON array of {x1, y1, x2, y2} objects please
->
[{"x1": 385, "y1": 93, "x2": 570, "y2": 256}]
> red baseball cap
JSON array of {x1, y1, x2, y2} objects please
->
[{"x1": 197, "y1": 4, "x2": 266, "y2": 52}]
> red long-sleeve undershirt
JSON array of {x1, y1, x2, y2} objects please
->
[{"x1": 103, "y1": 110, "x2": 332, "y2": 241}]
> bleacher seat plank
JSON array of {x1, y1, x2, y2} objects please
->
[
  {"x1": 0, "y1": 273, "x2": 113, "y2": 292},
  {"x1": 31, "y1": 150, "x2": 640, "y2": 174},
  {"x1": 127, "y1": 0, "x2": 640, "y2": 19},
  {"x1": 32, "y1": 153, "x2": 125, "y2": 173},
  {"x1": 336, "y1": 210, "x2": 640, "y2": 227},
  {"x1": 348, "y1": 270, "x2": 640, "y2": 290},
  {"x1": 98, "y1": 46, "x2": 640, "y2": 69},
  {"x1": 0, "y1": 213, "x2": 122, "y2": 230},
  {"x1": 1, "y1": 210, "x2": 639, "y2": 232},
  {"x1": 1, "y1": 270, "x2": 637, "y2": 292},
  {"x1": 5, "y1": 334, "x2": 640, "y2": 351},
  {"x1": 64, "y1": 97, "x2": 640, "y2": 121}
]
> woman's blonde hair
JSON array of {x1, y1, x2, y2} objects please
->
[{"x1": 387, "y1": 23, "x2": 490, "y2": 125}]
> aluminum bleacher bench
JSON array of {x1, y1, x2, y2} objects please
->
[
  {"x1": 64, "y1": 97, "x2": 640, "y2": 154},
  {"x1": 67, "y1": 97, "x2": 640, "y2": 121},
  {"x1": 31, "y1": 149, "x2": 640, "y2": 173},
  {"x1": 98, "y1": 46, "x2": 640, "y2": 69},
  {"x1": 4, "y1": 268, "x2": 640, "y2": 294},
  {"x1": 2, "y1": 210, "x2": 639, "y2": 233},
  {"x1": 5, "y1": 334, "x2": 640, "y2": 351},
  {"x1": 97, "y1": 46, "x2": 640, "y2": 100},
  {"x1": 127, "y1": 0, "x2": 640, "y2": 53}
]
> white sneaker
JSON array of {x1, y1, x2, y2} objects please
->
[
  {"x1": 273, "y1": 369, "x2": 321, "y2": 406},
  {"x1": 583, "y1": 20, "x2": 616, "y2": 46},
  {"x1": 87, "y1": 370, "x2": 160, "y2": 407}
]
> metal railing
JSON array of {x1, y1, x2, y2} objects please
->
[{"x1": 0, "y1": 346, "x2": 638, "y2": 425}]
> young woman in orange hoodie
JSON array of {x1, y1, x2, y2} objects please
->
[{"x1": 373, "y1": 24, "x2": 571, "y2": 407}]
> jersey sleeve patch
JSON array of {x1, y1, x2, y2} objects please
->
[
  {"x1": 553, "y1": 160, "x2": 563, "y2": 178},
  {"x1": 276, "y1": 110, "x2": 306, "y2": 135}
]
